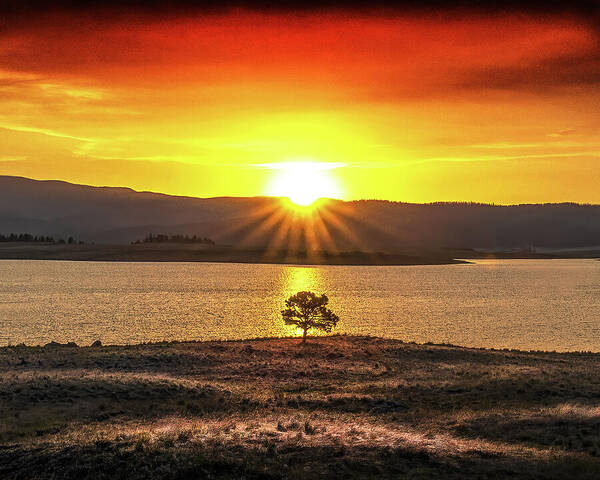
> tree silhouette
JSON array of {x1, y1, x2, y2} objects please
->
[
  {"x1": 281, "y1": 291, "x2": 339, "y2": 343},
  {"x1": 135, "y1": 233, "x2": 215, "y2": 245}
]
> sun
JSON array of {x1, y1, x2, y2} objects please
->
[{"x1": 266, "y1": 161, "x2": 343, "y2": 207}]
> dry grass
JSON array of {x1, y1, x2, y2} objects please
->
[{"x1": 2, "y1": 335, "x2": 600, "y2": 478}]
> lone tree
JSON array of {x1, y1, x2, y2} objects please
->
[{"x1": 281, "y1": 291, "x2": 339, "y2": 343}]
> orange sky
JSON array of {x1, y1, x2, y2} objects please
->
[{"x1": 1, "y1": 5, "x2": 599, "y2": 203}]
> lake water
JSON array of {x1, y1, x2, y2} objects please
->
[{"x1": 1, "y1": 259, "x2": 599, "y2": 351}]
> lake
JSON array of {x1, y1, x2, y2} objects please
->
[{"x1": 1, "y1": 259, "x2": 599, "y2": 351}]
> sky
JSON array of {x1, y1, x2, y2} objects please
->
[{"x1": 1, "y1": 1, "x2": 599, "y2": 204}]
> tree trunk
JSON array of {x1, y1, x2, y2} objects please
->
[{"x1": 302, "y1": 328, "x2": 308, "y2": 343}]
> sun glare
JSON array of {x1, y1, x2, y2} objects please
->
[{"x1": 266, "y1": 161, "x2": 343, "y2": 207}]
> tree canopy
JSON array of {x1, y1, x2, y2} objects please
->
[{"x1": 281, "y1": 291, "x2": 339, "y2": 343}]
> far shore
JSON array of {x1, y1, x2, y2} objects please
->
[
  {"x1": 1, "y1": 242, "x2": 597, "y2": 265},
  {"x1": 2, "y1": 335, "x2": 600, "y2": 479},
  {"x1": 0, "y1": 243, "x2": 469, "y2": 265}
]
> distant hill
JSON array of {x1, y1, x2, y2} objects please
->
[{"x1": 1, "y1": 175, "x2": 600, "y2": 250}]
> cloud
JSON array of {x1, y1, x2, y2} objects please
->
[
  {"x1": 0, "y1": 10, "x2": 596, "y2": 102},
  {"x1": 0, "y1": 123, "x2": 91, "y2": 142},
  {"x1": 255, "y1": 161, "x2": 345, "y2": 170},
  {"x1": 547, "y1": 129, "x2": 577, "y2": 138},
  {"x1": 415, "y1": 152, "x2": 600, "y2": 166},
  {"x1": 454, "y1": 52, "x2": 600, "y2": 93},
  {"x1": 1, "y1": 0, "x2": 598, "y2": 16}
]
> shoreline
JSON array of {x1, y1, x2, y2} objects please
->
[
  {"x1": 2, "y1": 243, "x2": 598, "y2": 265},
  {"x1": 0, "y1": 244, "x2": 469, "y2": 265},
  {"x1": 4, "y1": 334, "x2": 600, "y2": 355}
]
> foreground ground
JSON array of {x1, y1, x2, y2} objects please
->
[{"x1": 1, "y1": 336, "x2": 600, "y2": 479}]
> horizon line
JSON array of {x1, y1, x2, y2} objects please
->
[{"x1": 2, "y1": 174, "x2": 599, "y2": 208}]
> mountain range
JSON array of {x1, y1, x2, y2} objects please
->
[{"x1": 1, "y1": 175, "x2": 599, "y2": 250}]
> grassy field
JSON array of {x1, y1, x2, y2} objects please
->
[{"x1": 2, "y1": 335, "x2": 600, "y2": 479}]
